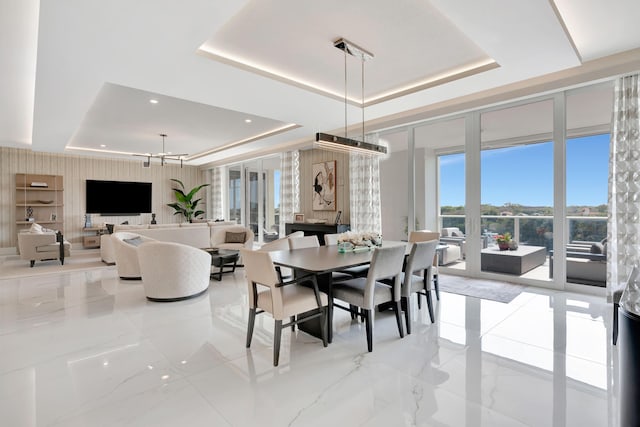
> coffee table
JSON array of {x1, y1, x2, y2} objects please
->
[
  {"x1": 203, "y1": 248, "x2": 240, "y2": 281},
  {"x1": 481, "y1": 245, "x2": 546, "y2": 275}
]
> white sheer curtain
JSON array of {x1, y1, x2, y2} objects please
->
[
  {"x1": 279, "y1": 150, "x2": 300, "y2": 236},
  {"x1": 207, "y1": 166, "x2": 225, "y2": 220},
  {"x1": 349, "y1": 136, "x2": 382, "y2": 234},
  {"x1": 608, "y1": 74, "x2": 640, "y2": 300}
]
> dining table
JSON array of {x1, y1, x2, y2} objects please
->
[{"x1": 269, "y1": 240, "x2": 409, "y2": 343}]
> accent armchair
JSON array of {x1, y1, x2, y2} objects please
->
[
  {"x1": 440, "y1": 227, "x2": 466, "y2": 260},
  {"x1": 18, "y1": 230, "x2": 70, "y2": 267},
  {"x1": 112, "y1": 232, "x2": 156, "y2": 279},
  {"x1": 138, "y1": 241, "x2": 212, "y2": 302}
]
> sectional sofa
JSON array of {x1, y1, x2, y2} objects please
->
[{"x1": 100, "y1": 221, "x2": 254, "y2": 264}]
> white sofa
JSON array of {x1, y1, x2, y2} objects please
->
[
  {"x1": 101, "y1": 221, "x2": 252, "y2": 263},
  {"x1": 138, "y1": 241, "x2": 212, "y2": 301}
]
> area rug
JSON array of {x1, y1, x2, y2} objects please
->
[
  {"x1": 0, "y1": 251, "x2": 113, "y2": 280},
  {"x1": 438, "y1": 275, "x2": 526, "y2": 304}
]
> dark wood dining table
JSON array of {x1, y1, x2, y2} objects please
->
[{"x1": 269, "y1": 240, "x2": 409, "y2": 343}]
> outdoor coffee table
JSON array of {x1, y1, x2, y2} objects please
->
[
  {"x1": 203, "y1": 248, "x2": 240, "y2": 281},
  {"x1": 481, "y1": 245, "x2": 546, "y2": 275}
]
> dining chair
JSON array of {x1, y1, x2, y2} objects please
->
[
  {"x1": 409, "y1": 230, "x2": 441, "y2": 300},
  {"x1": 324, "y1": 233, "x2": 370, "y2": 278},
  {"x1": 290, "y1": 234, "x2": 351, "y2": 284},
  {"x1": 331, "y1": 245, "x2": 406, "y2": 352},
  {"x1": 399, "y1": 240, "x2": 438, "y2": 333},
  {"x1": 288, "y1": 235, "x2": 320, "y2": 249},
  {"x1": 241, "y1": 249, "x2": 328, "y2": 366},
  {"x1": 259, "y1": 236, "x2": 294, "y2": 280}
]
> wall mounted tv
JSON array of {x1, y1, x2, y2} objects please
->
[{"x1": 86, "y1": 180, "x2": 152, "y2": 216}]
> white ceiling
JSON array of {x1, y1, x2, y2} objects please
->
[{"x1": 2, "y1": 0, "x2": 640, "y2": 167}]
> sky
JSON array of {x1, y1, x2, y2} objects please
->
[{"x1": 439, "y1": 133, "x2": 610, "y2": 207}]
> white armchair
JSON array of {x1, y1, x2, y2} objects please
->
[
  {"x1": 210, "y1": 225, "x2": 255, "y2": 250},
  {"x1": 138, "y1": 241, "x2": 212, "y2": 301},
  {"x1": 440, "y1": 227, "x2": 466, "y2": 259},
  {"x1": 17, "y1": 229, "x2": 70, "y2": 267},
  {"x1": 112, "y1": 232, "x2": 156, "y2": 279}
]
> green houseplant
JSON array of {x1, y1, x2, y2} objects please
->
[{"x1": 167, "y1": 179, "x2": 210, "y2": 222}]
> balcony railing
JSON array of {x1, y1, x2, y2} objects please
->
[{"x1": 440, "y1": 214, "x2": 607, "y2": 249}]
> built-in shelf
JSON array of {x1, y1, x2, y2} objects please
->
[{"x1": 16, "y1": 174, "x2": 64, "y2": 234}]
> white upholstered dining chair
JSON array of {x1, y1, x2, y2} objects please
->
[
  {"x1": 242, "y1": 249, "x2": 328, "y2": 366},
  {"x1": 331, "y1": 245, "x2": 406, "y2": 352},
  {"x1": 399, "y1": 240, "x2": 438, "y2": 334},
  {"x1": 409, "y1": 231, "x2": 442, "y2": 300}
]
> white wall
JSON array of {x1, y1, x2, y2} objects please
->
[
  {"x1": 0, "y1": 147, "x2": 204, "y2": 248},
  {"x1": 380, "y1": 149, "x2": 408, "y2": 241}
]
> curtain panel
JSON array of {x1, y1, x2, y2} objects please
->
[
  {"x1": 349, "y1": 141, "x2": 382, "y2": 234},
  {"x1": 607, "y1": 74, "x2": 640, "y2": 300},
  {"x1": 208, "y1": 166, "x2": 224, "y2": 221},
  {"x1": 279, "y1": 150, "x2": 300, "y2": 236}
]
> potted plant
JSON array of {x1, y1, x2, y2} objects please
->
[
  {"x1": 167, "y1": 179, "x2": 210, "y2": 222},
  {"x1": 496, "y1": 232, "x2": 512, "y2": 250}
]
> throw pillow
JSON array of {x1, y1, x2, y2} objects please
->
[
  {"x1": 225, "y1": 231, "x2": 246, "y2": 244},
  {"x1": 123, "y1": 237, "x2": 144, "y2": 247},
  {"x1": 105, "y1": 224, "x2": 114, "y2": 234},
  {"x1": 29, "y1": 223, "x2": 43, "y2": 233},
  {"x1": 590, "y1": 242, "x2": 604, "y2": 254}
]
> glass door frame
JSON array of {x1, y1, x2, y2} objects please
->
[{"x1": 406, "y1": 82, "x2": 611, "y2": 291}]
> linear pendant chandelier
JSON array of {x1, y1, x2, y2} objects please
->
[
  {"x1": 134, "y1": 133, "x2": 189, "y2": 167},
  {"x1": 315, "y1": 38, "x2": 387, "y2": 155}
]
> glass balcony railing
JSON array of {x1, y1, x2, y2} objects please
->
[{"x1": 441, "y1": 214, "x2": 606, "y2": 249}]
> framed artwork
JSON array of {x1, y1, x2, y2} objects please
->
[
  {"x1": 294, "y1": 213, "x2": 305, "y2": 222},
  {"x1": 312, "y1": 160, "x2": 336, "y2": 211}
]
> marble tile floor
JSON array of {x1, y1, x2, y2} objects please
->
[{"x1": 0, "y1": 262, "x2": 619, "y2": 426}]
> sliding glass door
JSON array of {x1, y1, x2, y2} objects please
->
[
  {"x1": 479, "y1": 99, "x2": 554, "y2": 283},
  {"x1": 226, "y1": 156, "x2": 281, "y2": 243}
]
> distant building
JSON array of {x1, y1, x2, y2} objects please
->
[{"x1": 500, "y1": 211, "x2": 513, "y2": 216}]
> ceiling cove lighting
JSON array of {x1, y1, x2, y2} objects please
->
[
  {"x1": 133, "y1": 133, "x2": 188, "y2": 167},
  {"x1": 315, "y1": 38, "x2": 386, "y2": 156}
]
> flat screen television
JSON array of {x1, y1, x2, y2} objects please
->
[{"x1": 86, "y1": 180, "x2": 152, "y2": 215}]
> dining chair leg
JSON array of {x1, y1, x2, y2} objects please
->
[
  {"x1": 364, "y1": 309, "x2": 373, "y2": 352},
  {"x1": 246, "y1": 307, "x2": 256, "y2": 348},
  {"x1": 402, "y1": 296, "x2": 412, "y2": 335},
  {"x1": 350, "y1": 304, "x2": 358, "y2": 320},
  {"x1": 613, "y1": 302, "x2": 619, "y2": 345},
  {"x1": 425, "y1": 290, "x2": 435, "y2": 323},
  {"x1": 417, "y1": 293, "x2": 422, "y2": 309},
  {"x1": 273, "y1": 319, "x2": 283, "y2": 366},
  {"x1": 434, "y1": 274, "x2": 440, "y2": 300},
  {"x1": 394, "y1": 301, "x2": 405, "y2": 338},
  {"x1": 328, "y1": 297, "x2": 334, "y2": 343},
  {"x1": 320, "y1": 307, "x2": 328, "y2": 347},
  {"x1": 290, "y1": 315, "x2": 296, "y2": 331}
]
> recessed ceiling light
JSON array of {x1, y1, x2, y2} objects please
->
[
  {"x1": 100, "y1": 144, "x2": 106, "y2": 148},
  {"x1": 149, "y1": 99, "x2": 159, "y2": 104},
  {"x1": 244, "y1": 119, "x2": 252, "y2": 123}
]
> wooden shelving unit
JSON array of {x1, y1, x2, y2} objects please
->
[{"x1": 16, "y1": 174, "x2": 64, "y2": 233}]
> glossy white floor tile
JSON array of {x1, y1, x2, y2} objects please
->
[{"x1": 0, "y1": 261, "x2": 619, "y2": 426}]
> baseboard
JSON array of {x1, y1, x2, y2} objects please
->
[{"x1": 0, "y1": 247, "x2": 18, "y2": 256}]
